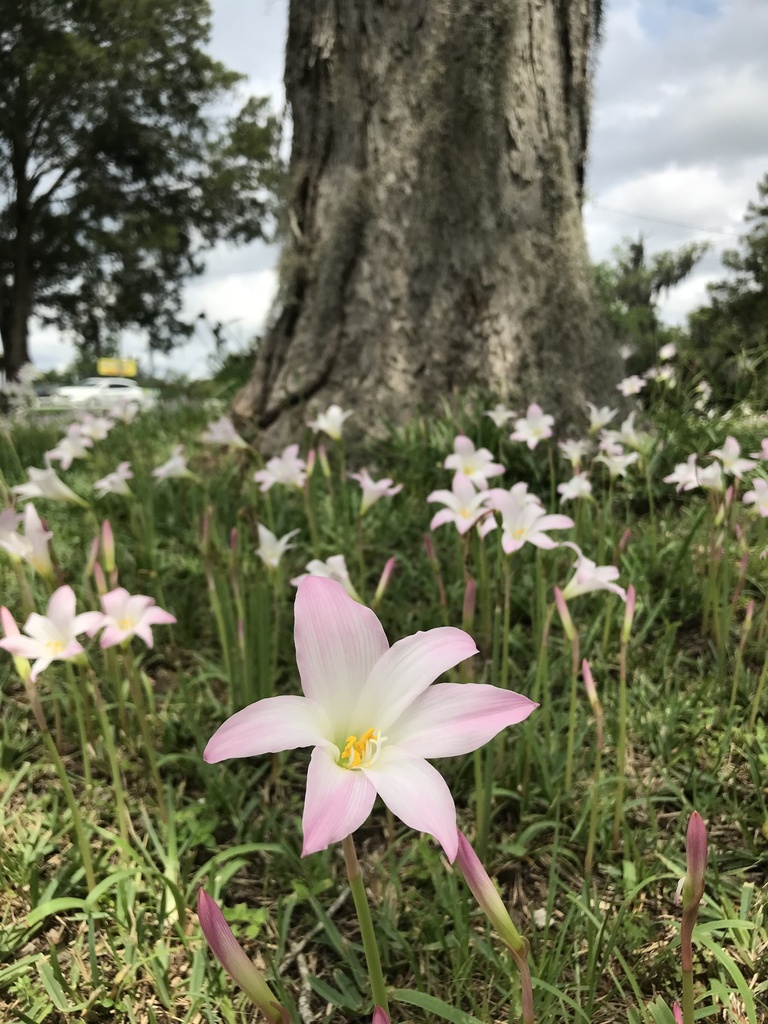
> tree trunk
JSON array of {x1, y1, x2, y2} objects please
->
[{"x1": 234, "y1": 0, "x2": 619, "y2": 448}]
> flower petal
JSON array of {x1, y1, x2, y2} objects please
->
[
  {"x1": 364, "y1": 752, "x2": 458, "y2": 861},
  {"x1": 391, "y1": 683, "x2": 538, "y2": 758},
  {"x1": 204, "y1": 695, "x2": 331, "y2": 763},
  {"x1": 47, "y1": 585, "x2": 76, "y2": 630},
  {"x1": 302, "y1": 746, "x2": 376, "y2": 855},
  {"x1": 294, "y1": 578, "x2": 389, "y2": 722},
  {"x1": 356, "y1": 628, "x2": 478, "y2": 729}
]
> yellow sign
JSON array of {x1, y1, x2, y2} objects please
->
[{"x1": 97, "y1": 357, "x2": 137, "y2": 378}]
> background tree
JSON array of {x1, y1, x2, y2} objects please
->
[
  {"x1": 233, "y1": 0, "x2": 623, "y2": 447},
  {"x1": 0, "y1": 0, "x2": 280, "y2": 379},
  {"x1": 687, "y1": 173, "x2": 768, "y2": 403},
  {"x1": 594, "y1": 236, "x2": 708, "y2": 375}
]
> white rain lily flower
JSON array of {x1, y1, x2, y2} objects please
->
[
  {"x1": 485, "y1": 403, "x2": 515, "y2": 428},
  {"x1": 617, "y1": 375, "x2": 646, "y2": 397},
  {"x1": 697, "y1": 462, "x2": 724, "y2": 492},
  {"x1": 0, "y1": 508, "x2": 23, "y2": 560},
  {"x1": 94, "y1": 462, "x2": 134, "y2": 498},
  {"x1": 557, "y1": 472, "x2": 593, "y2": 504},
  {"x1": 659, "y1": 342, "x2": 677, "y2": 362},
  {"x1": 256, "y1": 524, "x2": 300, "y2": 569},
  {"x1": 560, "y1": 543, "x2": 625, "y2": 601},
  {"x1": 78, "y1": 414, "x2": 114, "y2": 442},
  {"x1": 750, "y1": 439, "x2": 768, "y2": 461},
  {"x1": 200, "y1": 416, "x2": 248, "y2": 449},
  {"x1": 558, "y1": 438, "x2": 590, "y2": 470},
  {"x1": 12, "y1": 466, "x2": 88, "y2": 506},
  {"x1": 308, "y1": 404, "x2": 353, "y2": 441},
  {"x1": 664, "y1": 455, "x2": 699, "y2": 492},
  {"x1": 94, "y1": 588, "x2": 176, "y2": 648},
  {"x1": 0, "y1": 586, "x2": 104, "y2": 680},
  {"x1": 427, "y1": 472, "x2": 489, "y2": 536},
  {"x1": 291, "y1": 554, "x2": 361, "y2": 601},
  {"x1": 595, "y1": 450, "x2": 639, "y2": 479},
  {"x1": 510, "y1": 403, "x2": 554, "y2": 450},
  {"x1": 46, "y1": 424, "x2": 94, "y2": 471},
  {"x1": 586, "y1": 403, "x2": 617, "y2": 434},
  {"x1": 349, "y1": 469, "x2": 403, "y2": 515},
  {"x1": 709, "y1": 436, "x2": 756, "y2": 479},
  {"x1": 152, "y1": 445, "x2": 196, "y2": 481},
  {"x1": 743, "y1": 478, "x2": 768, "y2": 517},
  {"x1": 444, "y1": 436, "x2": 504, "y2": 489},
  {"x1": 254, "y1": 445, "x2": 307, "y2": 492},
  {"x1": 19, "y1": 504, "x2": 54, "y2": 578}
]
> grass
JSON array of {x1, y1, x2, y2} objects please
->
[{"x1": 0, "y1": 381, "x2": 767, "y2": 1024}]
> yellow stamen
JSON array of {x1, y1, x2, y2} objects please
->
[
  {"x1": 339, "y1": 727, "x2": 384, "y2": 770},
  {"x1": 45, "y1": 639, "x2": 65, "y2": 654}
]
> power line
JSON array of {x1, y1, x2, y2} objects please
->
[{"x1": 587, "y1": 201, "x2": 741, "y2": 238}]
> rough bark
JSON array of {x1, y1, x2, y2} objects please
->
[{"x1": 234, "y1": 0, "x2": 620, "y2": 448}]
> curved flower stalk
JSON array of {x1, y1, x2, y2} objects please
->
[
  {"x1": 444, "y1": 435, "x2": 504, "y2": 489},
  {"x1": 205, "y1": 578, "x2": 537, "y2": 861}
]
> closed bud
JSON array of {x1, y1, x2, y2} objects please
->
[
  {"x1": 621, "y1": 584, "x2": 636, "y2": 645},
  {"x1": 101, "y1": 520, "x2": 115, "y2": 573},
  {"x1": 554, "y1": 587, "x2": 575, "y2": 642}
]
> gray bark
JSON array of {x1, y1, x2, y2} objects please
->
[{"x1": 234, "y1": 0, "x2": 619, "y2": 447}]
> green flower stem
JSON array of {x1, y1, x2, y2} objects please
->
[
  {"x1": 303, "y1": 482, "x2": 320, "y2": 556},
  {"x1": 510, "y1": 943, "x2": 536, "y2": 1024},
  {"x1": 500, "y1": 556, "x2": 511, "y2": 691},
  {"x1": 85, "y1": 666, "x2": 130, "y2": 841},
  {"x1": 341, "y1": 834, "x2": 389, "y2": 1015},
  {"x1": 123, "y1": 646, "x2": 168, "y2": 824},
  {"x1": 41, "y1": 729, "x2": 96, "y2": 892},
  {"x1": 612, "y1": 632, "x2": 629, "y2": 851},
  {"x1": 67, "y1": 664, "x2": 94, "y2": 790},
  {"x1": 748, "y1": 647, "x2": 768, "y2": 731},
  {"x1": 563, "y1": 631, "x2": 580, "y2": 791},
  {"x1": 584, "y1": 701, "x2": 604, "y2": 877},
  {"x1": 682, "y1": 966, "x2": 695, "y2": 1024}
]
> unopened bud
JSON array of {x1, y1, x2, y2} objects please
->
[
  {"x1": 306, "y1": 448, "x2": 316, "y2": 478},
  {"x1": 101, "y1": 520, "x2": 115, "y2": 574},
  {"x1": 582, "y1": 658, "x2": 598, "y2": 711},
  {"x1": 373, "y1": 556, "x2": 396, "y2": 609},
  {"x1": 554, "y1": 587, "x2": 575, "y2": 642},
  {"x1": 318, "y1": 444, "x2": 331, "y2": 478},
  {"x1": 678, "y1": 811, "x2": 707, "y2": 910},
  {"x1": 621, "y1": 585, "x2": 636, "y2": 645},
  {"x1": 617, "y1": 528, "x2": 631, "y2": 555},
  {"x1": 93, "y1": 562, "x2": 107, "y2": 597},
  {"x1": 455, "y1": 830, "x2": 524, "y2": 954}
]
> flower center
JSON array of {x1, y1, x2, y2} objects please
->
[
  {"x1": 512, "y1": 526, "x2": 526, "y2": 540},
  {"x1": 118, "y1": 617, "x2": 134, "y2": 630},
  {"x1": 339, "y1": 728, "x2": 385, "y2": 770},
  {"x1": 46, "y1": 639, "x2": 65, "y2": 654}
]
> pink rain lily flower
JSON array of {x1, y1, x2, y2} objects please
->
[
  {"x1": 200, "y1": 415, "x2": 248, "y2": 449},
  {"x1": 557, "y1": 472, "x2": 592, "y2": 504},
  {"x1": 152, "y1": 445, "x2": 196, "y2": 481},
  {"x1": 484, "y1": 403, "x2": 515, "y2": 428},
  {"x1": 484, "y1": 489, "x2": 572, "y2": 554},
  {"x1": 427, "y1": 472, "x2": 489, "y2": 535},
  {"x1": 93, "y1": 588, "x2": 176, "y2": 648},
  {"x1": 444, "y1": 436, "x2": 504, "y2": 489},
  {"x1": 350, "y1": 469, "x2": 403, "y2": 515},
  {"x1": 659, "y1": 342, "x2": 677, "y2": 362},
  {"x1": 697, "y1": 461, "x2": 724, "y2": 493},
  {"x1": 586, "y1": 402, "x2": 617, "y2": 434},
  {"x1": 750, "y1": 438, "x2": 768, "y2": 461},
  {"x1": 0, "y1": 586, "x2": 104, "y2": 680},
  {"x1": 256, "y1": 524, "x2": 300, "y2": 569},
  {"x1": 204, "y1": 578, "x2": 537, "y2": 861},
  {"x1": 617, "y1": 375, "x2": 646, "y2": 397},
  {"x1": 709, "y1": 436, "x2": 756, "y2": 479},
  {"x1": 560, "y1": 543, "x2": 626, "y2": 601},
  {"x1": 19, "y1": 504, "x2": 54, "y2": 579},
  {"x1": 510, "y1": 403, "x2": 554, "y2": 449},
  {"x1": 254, "y1": 444, "x2": 307, "y2": 492},
  {"x1": 12, "y1": 466, "x2": 88, "y2": 506},
  {"x1": 94, "y1": 461, "x2": 133, "y2": 498},
  {"x1": 743, "y1": 477, "x2": 768, "y2": 517},
  {"x1": 308, "y1": 404, "x2": 353, "y2": 441},
  {"x1": 0, "y1": 508, "x2": 23, "y2": 560},
  {"x1": 290, "y1": 554, "x2": 361, "y2": 601}
]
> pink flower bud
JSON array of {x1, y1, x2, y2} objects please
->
[
  {"x1": 373, "y1": 556, "x2": 396, "y2": 609},
  {"x1": 84, "y1": 533, "x2": 100, "y2": 581},
  {"x1": 680, "y1": 811, "x2": 707, "y2": 910},
  {"x1": 554, "y1": 587, "x2": 575, "y2": 642},
  {"x1": 673, "y1": 1003, "x2": 683, "y2": 1024},
  {"x1": 372, "y1": 1010, "x2": 390, "y2": 1024},
  {"x1": 197, "y1": 890, "x2": 284, "y2": 1022},
  {"x1": 230, "y1": 527, "x2": 238, "y2": 554},
  {"x1": 582, "y1": 658, "x2": 598, "y2": 710},
  {"x1": 618, "y1": 527, "x2": 632, "y2": 554},
  {"x1": 621, "y1": 584, "x2": 636, "y2": 644},
  {"x1": 455, "y1": 830, "x2": 524, "y2": 953},
  {"x1": 306, "y1": 448, "x2": 317, "y2": 478},
  {"x1": 93, "y1": 562, "x2": 107, "y2": 597},
  {"x1": 101, "y1": 520, "x2": 115, "y2": 573},
  {"x1": 423, "y1": 532, "x2": 438, "y2": 568}
]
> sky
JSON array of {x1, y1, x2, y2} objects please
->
[{"x1": 28, "y1": 0, "x2": 768, "y2": 378}]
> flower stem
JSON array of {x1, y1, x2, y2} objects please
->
[
  {"x1": 563, "y1": 631, "x2": 580, "y2": 791},
  {"x1": 41, "y1": 729, "x2": 96, "y2": 892},
  {"x1": 612, "y1": 633, "x2": 629, "y2": 850},
  {"x1": 341, "y1": 834, "x2": 389, "y2": 1014}
]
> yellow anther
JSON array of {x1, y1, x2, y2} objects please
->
[{"x1": 339, "y1": 727, "x2": 385, "y2": 770}]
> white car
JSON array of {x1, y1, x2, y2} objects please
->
[{"x1": 51, "y1": 377, "x2": 156, "y2": 413}]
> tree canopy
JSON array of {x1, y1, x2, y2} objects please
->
[{"x1": 0, "y1": 0, "x2": 280, "y2": 377}]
